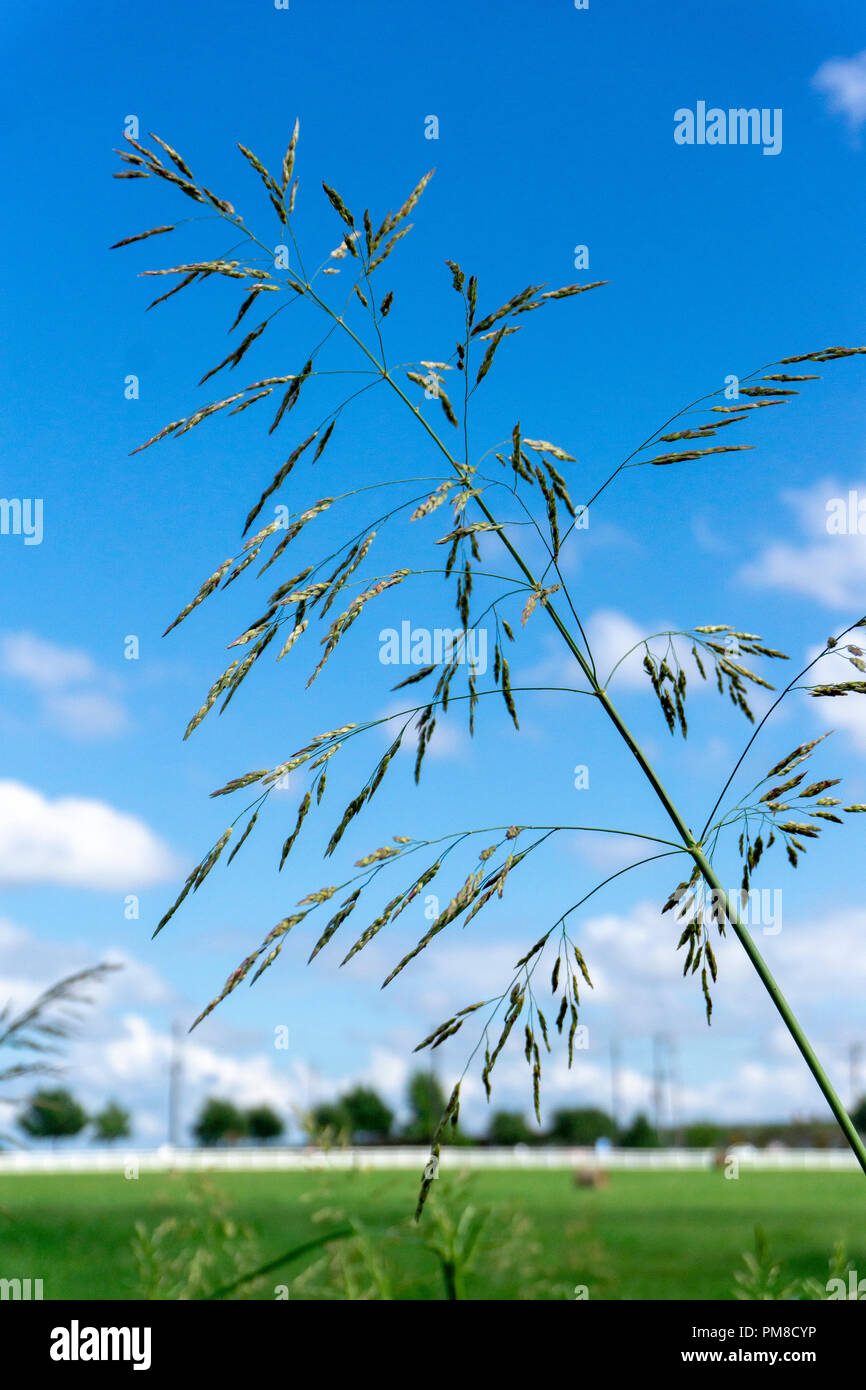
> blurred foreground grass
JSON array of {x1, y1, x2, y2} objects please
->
[{"x1": 1, "y1": 1167, "x2": 864, "y2": 1300}]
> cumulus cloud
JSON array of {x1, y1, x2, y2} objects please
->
[
  {"x1": 740, "y1": 479, "x2": 866, "y2": 609},
  {"x1": 571, "y1": 831, "x2": 667, "y2": 873},
  {"x1": 0, "y1": 781, "x2": 181, "y2": 889},
  {"x1": 520, "y1": 615, "x2": 749, "y2": 760},
  {"x1": 42, "y1": 691, "x2": 129, "y2": 739},
  {"x1": 0, "y1": 631, "x2": 128, "y2": 739},
  {"x1": 346, "y1": 938, "x2": 531, "y2": 1016},
  {"x1": 803, "y1": 643, "x2": 866, "y2": 752},
  {"x1": 813, "y1": 50, "x2": 866, "y2": 133},
  {"x1": 5, "y1": 877, "x2": 864, "y2": 1138},
  {"x1": 0, "y1": 632, "x2": 96, "y2": 688},
  {"x1": 523, "y1": 610, "x2": 668, "y2": 692},
  {"x1": 78, "y1": 1011, "x2": 365, "y2": 1131},
  {"x1": 0, "y1": 923, "x2": 178, "y2": 1135},
  {"x1": 0, "y1": 927, "x2": 171, "y2": 1021},
  {"x1": 378, "y1": 702, "x2": 465, "y2": 759},
  {"x1": 586, "y1": 609, "x2": 651, "y2": 688},
  {"x1": 578, "y1": 896, "x2": 866, "y2": 1021}
]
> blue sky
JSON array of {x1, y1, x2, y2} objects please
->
[{"x1": 2, "y1": 0, "x2": 866, "y2": 1144}]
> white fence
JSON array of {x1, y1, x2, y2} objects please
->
[{"x1": 0, "y1": 1144, "x2": 859, "y2": 1175}]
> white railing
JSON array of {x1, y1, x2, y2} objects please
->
[{"x1": 0, "y1": 1144, "x2": 858, "y2": 1175}]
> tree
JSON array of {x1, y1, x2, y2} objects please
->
[
  {"x1": 246, "y1": 1104, "x2": 284, "y2": 1142},
  {"x1": 0, "y1": 964, "x2": 118, "y2": 1145},
  {"x1": 18, "y1": 1088, "x2": 87, "y2": 1143},
  {"x1": 851, "y1": 1097, "x2": 866, "y2": 1135},
  {"x1": 549, "y1": 1107, "x2": 616, "y2": 1146},
  {"x1": 92, "y1": 1100, "x2": 131, "y2": 1143},
  {"x1": 620, "y1": 1113, "x2": 659, "y2": 1149},
  {"x1": 404, "y1": 1070, "x2": 447, "y2": 1142},
  {"x1": 341, "y1": 1086, "x2": 393, "y2": 1142},
  {"x1": 684, "y1": 1122, "x2": 723, "y2": 1148},
  {"x1": 193, "y1": 1098, "x2": 247, "y2": 1146},
  {"x1": 116, "y1": 126, "x2": 866, "y2": 1212},
  {"x1": 488, "y1": 1110, "x2": 533, "y2": 1145},
  {"x1": 308, "y1": 1100, "x2": 349, "y2": 1139}
]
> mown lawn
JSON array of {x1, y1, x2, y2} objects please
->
[{"x1": 1, "y1": 1167, "x2": 864, "y2": 1300}]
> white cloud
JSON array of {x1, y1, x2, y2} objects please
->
[
  {"x1": 768, "y1": 907, "x2": 866, "y2": 1000},
  {"x1": 586, "y1": 609, "x2": 651, "y2": 688},
  {"x1": 804, "y1": 643, "x2": 866, "y2": 752},
  {"x1": 0, "y1": 632, "x2": 96, "y2": 688},
  {"x1": 91, "y1": 1012, "x2": 323, "y2": 1118},
  {"x1": 0, "y1": 781, "x2": 181, "y2": 889},
  {"x1": 43, "y1": 691, "x2": 128, "y2": 739},
  {"x1": 675, "y1": 1052, "x2": 827, "y2": 1121},
  {"x1": 4, "y1": 888, "x2": 864, "y2": 1136},
  {"x1": 348, "y1": 939, "x2": 533, "y2": 1016},
  {"x1": 0, "y1": 926, "x2": 179, "y2": 1138},
  {"x1": 571, "y1": 831, "x2": 667, "y2": 873},
  {"x1": 523, "y1": 611, "x2": 716, "y2": 696},
  {"x1": 740, "y1": 480, "x2": 866, "y2": 608},
  {"x1": 378, "y1": 703, "x2": 465, "y2": 759},
  {"x1": 99, "y1": 952, "x2": 174, "y2": 1008},
  {"x1": 0, "y1": 916, "x2": 30, "y2": 951},
  {"x1": 0, "y1": 934, "x2": 172, "y2": 1024},
  {"x1": 523, "y1": 611, "x2": 668, "y2": 692},
  {"x1": 813, "y1": 50, "x2": 866, "y2": 132},
  {"x1": 0, "y1": 631, "x2": 128, "y2": 740}
]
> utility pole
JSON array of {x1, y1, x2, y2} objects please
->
[
  {"x1": 168, "y1": 1018, "x2": 183, "y2": 1148},
  {"x1": 665, "y1": 1034, "x2": 681, "y2": 1145},
  {"x1": 850, "y1": 1042, "x2": 863, "y2": 1112},
  {"x1": 652, "y1": 1033, "x2": 666, "y2": 1139},
  {"x1": 609, "y1": 1038, "x2": 622, "y2": 1135}
]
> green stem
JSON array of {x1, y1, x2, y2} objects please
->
[
  {"x1": 274, "y1": 248, "x2": 866, "y2": 1177},
  {"x1": 591, "y1": 686, "x2": 866, "y2": 1175},
  {"x1": 440, "y1": 1258, "x2": 459, "y2": 1301},
  {"x1": 689, "y1": 844, "x2": 866, "y2": 1172},
  {"x1": 451, "y1": 445, "x2": 866, "y2": 1172},
  {"x1": 397, "y1": 388, "x2": 866, "y2": 1174}
]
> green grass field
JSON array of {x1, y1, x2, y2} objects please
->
[{"x1": 1, "y1": 1167, "x2": 864, "y2": 1300}]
